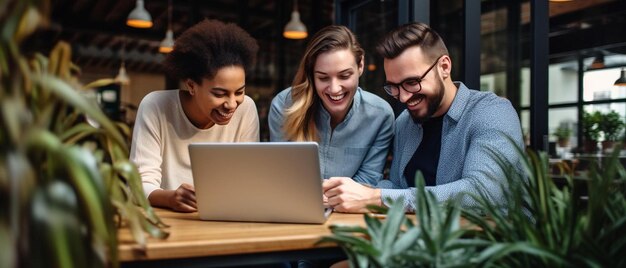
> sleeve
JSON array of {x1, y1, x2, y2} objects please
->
[
  {"x1": 380, "y1": 114, "x2": 417, "y2": 211},
  {"x1": 239, "y1": 96, "x2": 260, "y2": 142},
  {"x1": 129, "y1": 93, "x2": 164, "y2": 198},
  {"x1": 268, "y1": 92, "x2": 287, "y2": 142},
  {"x1": 376, "y1": 111, "x2": 410, "y2": 189},
  {"x1": 352, "y1": 106, "x2": 395, "y2": 185}
]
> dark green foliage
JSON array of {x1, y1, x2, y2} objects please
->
[
  {"x1": 322, "y1": 142, "x2": 626, "y2": 267},
  {"x1": 1, "y1": 1, "x2": 168, "y2": 267}
]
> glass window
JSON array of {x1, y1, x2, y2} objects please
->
[
  {"x1": 352, "y1": 0, "x2": 398, "y2": 103},
  {"x1": 549, "y1": 107, "x2": 578, "y2": 147},
  {"x1": 549, "y1": 61, "x2": 578, "y2": 104},
  {"x1": 584, "y1": 67, "x2": 626, "y2": 102}
]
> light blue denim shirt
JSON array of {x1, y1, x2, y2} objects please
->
[
  {"x1": 269, "y1": 87, "x2": 395, "y2": 185},
  {"x1": 376, "y1": 82, "x2": 524, "y2": 211}
]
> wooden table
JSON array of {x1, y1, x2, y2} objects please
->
[{"x1": 118, "y1": 208, "x2": 366, "y2": 267}]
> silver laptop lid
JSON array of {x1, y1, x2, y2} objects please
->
[{"x1": 189, "y1": 142, "x2": 330, "y2": 224}]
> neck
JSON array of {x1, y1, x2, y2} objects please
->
[
  {"x1": 328, "y1": 99, "x2": 354, "y2": 130},
  {"x1": 432, "y1": 79, "x2": 458, "y2": 118},
  {"x1": 179, "y1": 90, "x2": 215, "y2": 129}
]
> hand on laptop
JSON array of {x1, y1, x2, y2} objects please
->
[
  {"x1": 323, "y1": 177, "x2": 382, "y2": 213},
  {"x1": 148, "y1": 183, "x2": 197, "y2": 212}
]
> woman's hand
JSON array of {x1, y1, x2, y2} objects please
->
[
  {"x1": 148, "y1": 183, "x2": 197, "y2": 212},
  {"x1": 169, "y1": 183, "x2": 197, "y2": 212}
]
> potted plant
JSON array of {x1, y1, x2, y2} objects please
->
[
  {"x1": 319, "y1": 175, "x2": 493, "y2": 267},
  {"x1": 553, "y1": 125, "x2": 572, "y2": 147},
  {"x1": 582, "y1": 111, "x2": 602, "y2": 153},
  {"x1": 1, "y1": 1, "x2": 167, "y2": 267},
  {"x1": 600, "y1": 110, "x2": 625, "y2": 152},
  {"x1": 321, "y1": 144, "x2": 626, "y2": 267}
]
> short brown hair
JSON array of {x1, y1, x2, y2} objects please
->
[
  {"x1": 163, "y1": 19, "x2": 259, "y2": 84},
  {"x1": 376, "y1": 22, "x2": 448, "y2": 62}
]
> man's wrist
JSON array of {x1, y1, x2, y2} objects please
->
[{"x1": 371, "y1": 188, "x2": 383, "y2": 207}]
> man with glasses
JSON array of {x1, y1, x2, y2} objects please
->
[{"x1": 323, "y1": 22, "x2": 524, "y2": 212}]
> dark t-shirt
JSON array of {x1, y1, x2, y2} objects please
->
[{"x1": 403, "y1": 116, "x2": 443, "y2": 187}]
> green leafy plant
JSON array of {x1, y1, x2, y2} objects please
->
[
  {"x1": 319, "y1": 175, "x2": 501, "y2": 267},
  {"x1": 321, "y1": 142, "x2": 626, "y2": 267},
  {"x1": 600, "y1": 110, "x2": 625, "y2": 142},
  {"x1": 553, "y1": 125, "x2": 571, "y2": 140},
  {"x1": 465, "y1": 143, "x2": 626, "y2": 267},
  {"x1": 582, "y1": 111, "x2": 602, "y2": 142},
  {"x1": 553, "y1": 125, "x2": 572, "y2": 147},
  {"x1": 1, "y1": 1, "x2": 168, "y2": 267}
]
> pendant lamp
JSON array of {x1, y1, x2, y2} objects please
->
[
  {"x1": 115, "y1": 38, "x2": 130, "y2": 86},
  {"x1": 159, "y1": 0, "x2": 174, "y2": 53},
  {"x1": 589, "y1": 53, "x2": 605, "y2": 69},
  {"x1": 283, "y1": 0, "x2": 307, "y2": 39},
  {"x1": 127, "y1": 0, "x2": 153, "y2": 28},
  {"x1": 615, "y1": 68, "x2": 626, "y2": 87}
]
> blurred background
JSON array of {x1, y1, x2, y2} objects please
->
[{"x1": 44, "y1": 0, "x2": 626, "y2": 152}]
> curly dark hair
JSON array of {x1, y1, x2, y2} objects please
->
[{"x1": 163, "y1": 19, "x2": 259, "y2": 84}]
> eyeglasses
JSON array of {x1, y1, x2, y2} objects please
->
[{"x1": 383, "y1": 55, "x2": 443, "y2": 97}]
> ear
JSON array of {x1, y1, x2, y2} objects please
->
[
  {"x1": 439, "y1": 55, "x2": 452, "y2": 79},
  {"x1": 357, "y1": 55, "x2": 364, "y2": 76},
  {"x1": 185, "y1": 79, "x2": 197, "y2": 95}
]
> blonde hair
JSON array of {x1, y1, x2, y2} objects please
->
[{"x1": 283, "y1": 25, "x2": 364, "y2": 141}]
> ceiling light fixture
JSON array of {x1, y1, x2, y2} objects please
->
[
  {"x1": 115, "y1": 37, "x2": 130, "y2": 86},
  {"x1": 283, "y1": 0, "x2": 307, "y2": 39},
  {"x1": 159, "y1": 0, "x2": 174, "y2": 53},
  {"x1": 127, "y1": 0, "x2": 153, "y2": 28},
  {"x1": 589, "y1": 52, "x2": 605, "y2": 69},
  {"x1": 615, "y1": 68, "x2": 626, "y2": 87}
]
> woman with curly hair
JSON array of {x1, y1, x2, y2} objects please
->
[
  {"x1": 269, "y1": 25, "x2": 394, "y2": 186},
  {"x1": 130, "y1": 19, "x2": 259, "y2": 212}
]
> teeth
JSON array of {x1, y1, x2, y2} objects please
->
[
  {"x1": 329, "y1": 93, "x2": 345, "y2": 101},
  {"x1": 217, "y1": 110, "x2": 234, "y2": 118},
  {"x1": 407, "y1": 96, "x2": 423, "y2": 106}
]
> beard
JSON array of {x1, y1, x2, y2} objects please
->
[{"x1": 410, "y1": 76, "x2": 445, "y2": 124}]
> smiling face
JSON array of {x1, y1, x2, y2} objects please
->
[
  {"x1": 384, "y1": 46, "x2": 446, "y2": 123},
  {"x1": 185, "y1": 65, "x2": 246, "y2": 128},
  {"x1": 313, "y1": 49, "x2": 363, "y2": 125}
]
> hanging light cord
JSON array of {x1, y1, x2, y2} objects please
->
[{"x1": 167, "y1": 0, "x2": 172, "y2": 30}]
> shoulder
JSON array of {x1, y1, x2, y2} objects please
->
[
  {"x1": 358, "y1": 88, "x2": 394, "y2": 116},
  {"x1": 459, "y1": 89, "x2": 520, "y2": 137},
  {"x1": 238, "y1": 95, "x2": 258, "y2": 113},
  {"x1": 141, "y1": 90, "x2": 175, "y2": 103},
  {"x1": 465, "y1": 90, "x2": 517, "y2": 121},
  {"x1": 271, "y1": 88, "x2": 292, "y2": 108},
  {"x1": 450, "y1": 84, "x2": 516, "y2": 123},
  {"x1": 354, "y1": 88, "x2": 394, "y2": 126},
  {"x1": 138, "y1": 90, "x2": 178, "y2": 111}
]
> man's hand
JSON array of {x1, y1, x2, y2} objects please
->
[
  {"x1": 323, "y1": 177, "x2": 382, "y2": 213},
  {"x1": 148, "y1": 183, "x2": 197, "y2": 212}
]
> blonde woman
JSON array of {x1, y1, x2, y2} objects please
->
[
  {"x1": 130, "y1": 20, "x2": 260, "y2": 212},
  {"x1": 269, "y1": 25, "x2": 394, "y2": 185}
]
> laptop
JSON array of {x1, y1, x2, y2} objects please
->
[{"x1": 189, "y1": 142, "x2": 332, "y2": 224}]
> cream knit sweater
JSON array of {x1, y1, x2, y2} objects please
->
[{"x1": 129, "y1": 90, "x2": 259, "y2": 197}]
